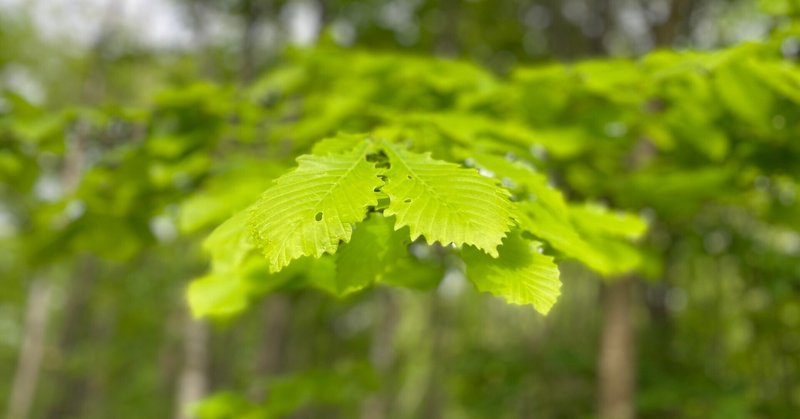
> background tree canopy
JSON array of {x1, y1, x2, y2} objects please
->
[{"x1": 1, "y1": 1, "x2": 799, "y2": 419}]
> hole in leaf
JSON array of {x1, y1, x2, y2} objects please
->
[
  {"x1": 404, "y1": 199, "x2": 412, "y2": 203},
  {"x1": 368, "y1": 151, "x2": 391, "y2": 168},
  {"x1": 315, "y1": 212, "x2": 323, "y2": 221}
]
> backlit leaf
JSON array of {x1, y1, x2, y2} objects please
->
[
  {"x1": 249, "y1": 142, "x2": 383, "y2": 271},
  {"x1": 463, "y1": 230, "x2": 561, "y2": 314},
  {"x1": 380, "y1": 140, "x2": 513, "y2": 256}
]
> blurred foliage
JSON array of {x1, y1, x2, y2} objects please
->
[{"x1": 1, "y1": 1, "x2": 799, "y2": 419}]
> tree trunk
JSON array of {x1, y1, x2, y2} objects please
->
[
  {"x1": 45, "y1": 258, "x2": 97, "y2": 419},
  {"x1": 598, "y1": 278, "x2": 637, "y2": 419},
  {"x1": 587, "y1": 0, "x2": 610, "y2": 55},
  {"x1": 360, "y1": 290, "x2": 399, "y2": 419},
  {"x1": 42, "y1": 120, "x2": 93, "y2": 418},
  {"x1": 247, "y1": 294, "x2": 292, "y2": 400},
  {"x1": 174, "y1": 313, "x2": 210, "y2": 419},
  {"x1": 652, "y1": 0, "x2": 693, "y2": 47},
  {"x1": 435, "y1": 0, "x2": 460, "y2": 56},
  {"x1": 6, "y1": 279, "x2": 53, "y2": 419},
  {"x1": 186, "y1": 0, "x2": 216, "y2": 78},
  {"x1": 419, "y1": 294, "x2": 445, "y2": 419},
  {"x1": 240, "y1": 0, "x2": 273, "y2": 83}
]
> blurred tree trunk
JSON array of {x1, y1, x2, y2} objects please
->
[
  {"x1": 316, "y1": 0, "x2": 329, "y2": 28},
  {"x1": 248, "y1": 294, "x2": 292, "y2": 400},
  {"x1": 6, "y1": 278, "x2": 53, "y2": 419},
  {"x1": 419, "y1": 294, "x2": 445, "y2": 419},
  {"x1": 257, "y1": 294, "x2": 292, "y2": 374},
  {"x1": 174, "y1": 312, "x2": 210, "y2": 419},
  {"x1": 652, "y1": 0, "x2": 695, "y2": 47},
  {"x1": 588, "y1": 0, "x2": 610, "y2": 55},
  {"x1": 14, "y1": 116, "x2": 91, "y2": 419},
  {"x1": 45, "y1": 258, "x2": 97, "y2": 419},
  {"x1": 360, "y1": 290, "x2": 399, "y2": 419},
  {"x1": 598, "y1": 277, "x2": 637, "y2": 419},
  {"x1": 240, "y1": 0, "x2": 273, "y2": 82},
  {"x1": 186, "y1": 0, "x2": 216, "y2": 78},
  {"x1": 435, "y1": 0, "x2": 460, "y2": 56},
  {"x1": 83, "y1": 301, "x2": 116, "y2": 419},
  {"x1": 159, "y1": 305, "x2": 183, "y2": 400}
]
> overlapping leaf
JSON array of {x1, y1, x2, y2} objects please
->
[
  {"x1": 467, "y1": 152, "x2": 647, "y2": 276},
  {"x1": 463, "y1": 230, "x2": 561, "y2": 314},
  {"x1": 333, "y1": 214, "x2": 406, "y2": 295},
  {"x1": 189, "y1": 208, "x2": 338, "y2": 318},
  {"x1": 249, "y1": 142, "x2": 383, "y2": 272},
  {"x1": 380, "y1": 141, "x2": 513, "y2": 256}
]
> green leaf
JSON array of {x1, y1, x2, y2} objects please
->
[
  {"x1": 388, "y1": 112, "x2": 537, "y2": 156},
  {"x1": 333, "y1": 214, "x2": 402, "y2": 295},
  {"x1": 463, "y1": 230, "x2": 561, "y2": 315},
  {"x1": 464, "y1": 153, "x2": 625, "y2": 275},
  {"x1": 334, "y1": 214, "x2": 445, "y2": 294},
  {"x1": 749, "y1": 60, "x2": 800, "y2": 104},
  {"x1": 516, "y1": 200, "x2": 609, "y2": 273},
  {"x1": 462, "y1": 151, "x2": 565, "y2": 210},
  {"x1": 284, "y1": 256, "x2": 337, "y2": 295},
  {"x1": 569, "y1": 203, "x2": 648, "y2": 240},
  {"x1": 258, "y1": 363, "x2": 378, "y2": 419},
  {"x1": 249, "y1": 142, "x2": 384, "y2": 272},
  {"x1": 713, "y1": 60, "x2": 773, "y2": 126},
  {"x1": 380, "y1": 140, "x2": 513, "y2": 256},
  {"x1": 204, "y1": 209, "x2": 256, "y2": 273},
  {"x1": 190, "y1": 208, "x2": 341, "y2": 318},
  {"x1": 179, "y1": 160, "x2": 285, "y2": 234},
  {"x1": 379, "y1": 246, "x2": 445, "y2": 290},
  {"x1": 187, "y1": 273, "x2": 250, "y2": 318},
  {"x1": 189, "y1": 209, "x2": 276, "y2": 318},
  {"x1": 193, "y1": 391, "x2": 252, "y2": 419},
  {"x1": 759, "y1": 0, "x2": 800, "y2": 15},
  {"x1": 311, "y1": 133, "x2": 366, "y2": 155}
]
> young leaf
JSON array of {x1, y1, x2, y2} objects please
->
[
  {"x1": 463, "y1": 230, "x2": 561, "y2": 315},
  {"x1": 311, "y1": 133, "x2": 366, "y2": 155},
  {"x1": 515, "y1": 201, "x2": 609, "y2": 273},
  {"x1": 380, "y1": 140, "x2": 513, "y2": 256},
  {"x1": 463, "y1": 152, "x2": 618, "y2": 274},
  {"x1": 188, "y1": 273, "x2": 250, "y2": 318},
  {"x1": 335, "y1": 214, "x2": 445, "y2": 294},
  {"x1": 249, "y1": 142, "x2": 383, "y2": 272},
  {"x1": 379, "y1": 253, "x2": 445, "y2": 290},
  {"x1": 569, "y1": 203, "x2": 648, "y2": 240},
  {"x1": 204, "y1": 208, "x2": 257, "y2": 273},
  {"x1": 189, "y1": 209, "x2": 299, "y2": 318},
  {"x1": 333, "y1": 214, "x2": 404, "y2": 295}
]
